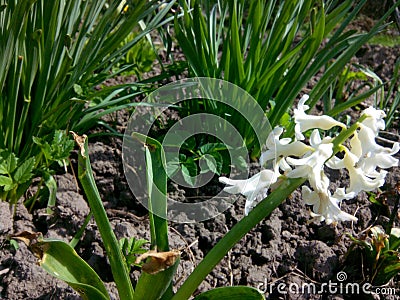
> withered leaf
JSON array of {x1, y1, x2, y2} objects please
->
[
  {"x1": 135, "y1": 249, "x2": 180, "y2": 275},
  {"x1": 70, "y1": 131, "x2": 87, "y2": 158},
  {"x1": 10, "y1": 231, "x2": 42, "y2": 247}
]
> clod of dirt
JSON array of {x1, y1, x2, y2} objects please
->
[{"x1": 295, "y1": 240, "x2": 339, "y2": 282}]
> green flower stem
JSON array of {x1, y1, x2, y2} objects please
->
[
  {"x1": 172, "y1": 177, "x2": 306, "y2": 300},
  {"x1": 76, "y1": 134, "x2": 134, "y2": 300},
  {"x1": 332, "y1": 114, "x2": 367, "y2": 154}
]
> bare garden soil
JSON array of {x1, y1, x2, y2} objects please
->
[{"x1": 1, "y1": 15, "x2": 400, "y2": 300}]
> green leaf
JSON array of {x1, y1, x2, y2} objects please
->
[
  {"x1": 73, "y1": 84, "x2": 83, "y2": 96},
  {"x1": 31, "y1": 239, "x2": 110, "y2": 300},
  {"x1": 44, "y1": 173, "x2": 57, "y2": 215},
  {"x1": 34, "y1": 131, "x2": 74, "y2": 166},
  {"x1": 367, "y1": 191, "x2": 384, "y2": 207},
  {"x1": 50, "y1": 130, "x2": 74, "y2": 165},
  {"x1": 165, "y1": 155, "x2": 181, "y2": 178},
  {"x1": 172, "y1": 177, "x2": 306, "y2": 300},
  {"x1": 14, "y1": 157, "x2": 35, "y2": 184},
  {"x1": 199, "y1": 153, "x2": 222, "y2": 175},
  {"x1": 132, "y1": 132, "x2": 176, "y2": 299},
  {"x1": 76, "y1": 132, "x2": 134, "y2": 300},
  {"x1": 0, "y1": 175, "x2": 13, "y2": 190},
  {"x1": 181, "y1": 157, "x2": 198, "y2": 187},
  {"x1": 9, "y1": 239, "x2": 19, "y2": 251},
  {"x1": 183, "y1": 136, "x2": 196, "y2": 150},
  {"x1": 133, "y1": 258, "x2": 180, "y2": 300},
  {"x1": 373, "y1": 260, "x2": 400, "y2": 286},
  {"x1": 199, "y1": 142, "x2": 227, "y2": 154},
  {"x1": 119, "y1": 237, "x2": 149, "y2": 270},
  {"x1": 194, "y1": 286, "x2": 265, "y2": 300},
  {"x1": 232, "y1": 155, "x2": 248, "y2": 171},
  {"x1": 0, "y1": 150, "x2": 18, "y2": 174},
  {"x1": 132, "y1": 132, "x2": 169, "y2": 250},
  {"x1": 199, "y1": 155, "x2": 212, "y2": 174}
]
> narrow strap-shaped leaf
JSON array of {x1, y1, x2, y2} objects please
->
[
  {"x1": 173, "y1": 177, "x2": 306, "y2": 299},
  {"x1": 132, "y1": 132, "x2": 169, "y2": 251},
  {"x1": 133, "y1": 258, "x2": 180, "y2": 300},
  {"x1": 32, "y1": 239, "x2": 110, "y2": 300},
  {"x1": 44, "y1": 173, "x2": 57, "y2": 215},
  {"x1": 131, "y1": 132, "x2": 174, "y2": 300},
  {"x1": 74, "y1": 133, "x2": 135, "y2": 300}
]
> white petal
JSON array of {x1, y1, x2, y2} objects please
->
[
  {"x1": 293, "y1": 96, "x2": 346, "y2": 136},
  {"x1": 260, "y1": 127, "x2": 311, "y2": 167},
  {"x1": 219, "y1": 170, "x2": 277, "y2": 215},
  {"x1": 350, "y1": 131, "x2": 362, "y2": 159},
  {"x1": 302, "y1": 186, "x2": 357, "y2": 224},
  {"x1": 361, "y1": 107, "x2": 386, "y2": 134}
]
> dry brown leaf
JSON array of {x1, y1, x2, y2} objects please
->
[
  {"x1": 10, "y1": 231, "x2": 42, "y2": 247},
  {"x1": 135, "y1": 249, "x2": 180, "y2": 275},
  {"x1": 70, "y1": 131, "x2": 87, "y2": 158}
]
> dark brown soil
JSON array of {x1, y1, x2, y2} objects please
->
[{"x1": 1, "y1": 14, "x2": 400, "y2": 300}]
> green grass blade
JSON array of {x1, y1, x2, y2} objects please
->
[
  {"x1": 70, "y1": 212, "x2": 93, "y2": 249},
  {"x1": 75, "y1": 133, "x2": 134, "y2": 300}
]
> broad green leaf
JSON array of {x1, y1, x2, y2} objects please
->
[
  {"x1": 165, "y1": 157, "x2": 181, "y2": 178},
  {"x1": 199, "y1": 155, "x2": 212, "y2": 174},
  {"x1": 50, "y1": 130, "x2": 74, "y2": 165},
  {"x1": 194, "y1": 286, "x2": 265, "y2": 300},
  {"x1": 33, "y1": 131, "x2": 74, "y2": 166},
  {"x1": 199, "y1": 142, "x2": 227, "y2": 154},
  {"x1": 0, "y1": 175, "x2": 13, "y2": 189},
  {"x1": 73, "y1": 84, "x2": 83, "y2": 96},
  {"x1": 0, "y1": 150, "x2": 18, "y2": 174},
  {"x1": 183, "y1": 136, "x2": 196, "y2": 150},
  {"x1": 181, "y1": 158, "x2": 198, "y2": 187},
  {"x1": 14, "y1": 157, "x2": 35, "y2": 184},
  {"x1": 199, "y1": 152, "x2": 222, "y2": 175},
  {"x1": 231, "y1": 154, "x2": 248, "y2": 171},
  {"x1": 31, "y1": 239, "x2": 110, "y2": 300}
]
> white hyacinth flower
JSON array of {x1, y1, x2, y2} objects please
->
[
  {"x1": 360, "y1": 106, "x2": 386, "y2": 135},
  {"x1": 260, "y1": 126, "x2": 311, "y2": 166},
  {"x1": 342, "y1": 149, "x2": 387, "y2": 195},
  {"x1": 302, "y1": 186, "x2": 357, "y2": 224},
  {"x1": 286, "y1": 143, "x2": 333, "y2": 192},
  {"x1": 219, "y1": 169, "x2": 277, "y2": 215},
  {"x1": 294, "y1": 95, "x2": 346, "y2": 140},
  {"x1": 260, "y1": 127, "x2": 311, "y2": 180},
  {"x1": 350, "y1": 125, "x2": 399, "y2": 176},
  {"x1": 219, "y1": 101, "x2": 399, "y2": 224}
]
